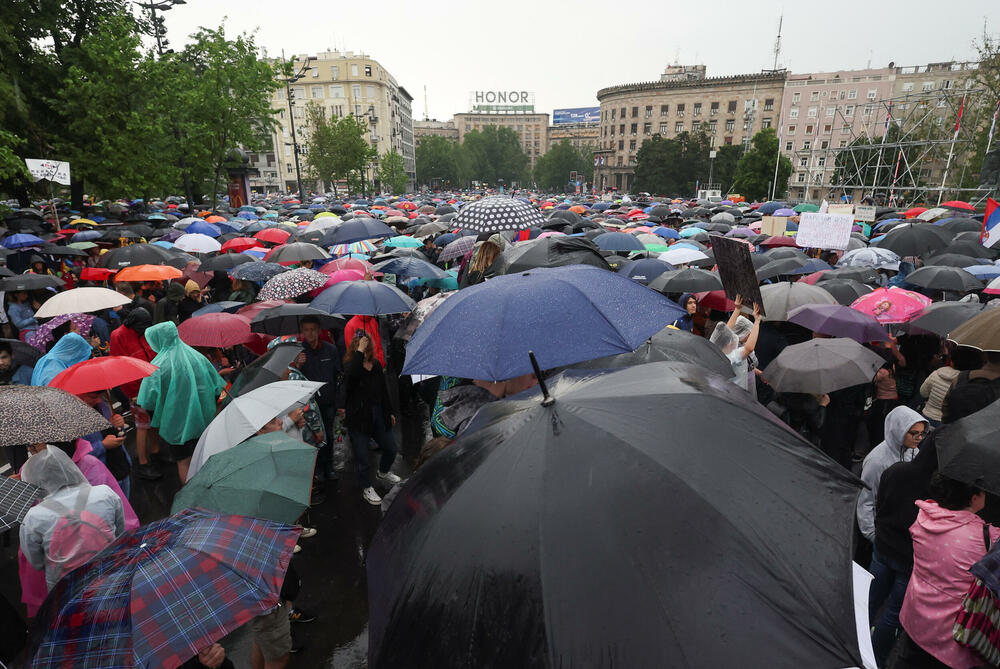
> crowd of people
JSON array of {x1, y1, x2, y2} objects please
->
[{"x1": 2, "y1": 190, "x2": 1000, "y2": 667}]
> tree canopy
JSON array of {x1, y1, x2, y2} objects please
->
[
  {"x1": 378, "y1": 150, "x2": 408, "y2": 195},
  {"x1": 633, "y1": 132, "x2": 712, "y2": 195},
  {"x1": 415, "y1": 136, "x2": 465, "y2": 188},
  {"x1": 734, "y1": 129, "x2": 792, "y2": 201},
  {"x1": 533, "y1": 140, "x2": 594, "y2": 191}
]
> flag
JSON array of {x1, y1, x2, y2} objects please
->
[
  {"x1": 983, "y1": 198, "x2": 1000, "y2": 248},
  {"x1": 954, "y1": 96, "x2": 966, "y2": 132},
  {"x1": 884, "y1": 101, "x2": 893, "y2": 133}
]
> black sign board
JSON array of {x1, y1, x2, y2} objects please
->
[{"x1": 712, "y1": 236, "x2": 765, "y2": 317}]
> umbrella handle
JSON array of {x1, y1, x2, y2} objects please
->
[{"x1": 528, "y1": 351, "x2": 554, "y2": 407}]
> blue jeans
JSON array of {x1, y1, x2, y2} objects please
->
[
  {"x1": 347, "y1": 406, "x2": 398, "y2": 488},
  {"x1": 869, "y1": 546, "x2": 912, "y2": 668}
]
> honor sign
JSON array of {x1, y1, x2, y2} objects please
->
[{"x1": 469, "y1": 90, "x2": 535, "y2": 113}]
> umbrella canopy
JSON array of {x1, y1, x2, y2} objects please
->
[
  {"x1": 593, "y1": 231, "x2": 646, "y2": 252},
  {"x1": 786, "y1": 304, "x2": 888, "y2": 343},
  {"x1": 393, "y1": 292, "x2": 452, "y2": 343},
  {"x1": 28, "y1": 509, "x2": 297, "y2": 669},
  {"x1": 383, "y1": 235, "x2": 423, "y2": 248},
  {"x1": 871, "y1": 223, "x2": 949, "y2": 257},
  {"x1": 936, "y1": 401, "x2": 1000, "y2": 495},
  {"x1": 495, "y1": 236, "x2": 610, "y2": 274},
  {"x1": 813, "y1": 278, "x2": 875, "y2": 306},
  {"x1": 310, "y1": 280, "x2": 416, "y2": 316},
  {"x1": 264, "y1": 242, "x2": 330, "y2": 264},
  {"x1": 97, "y1": 243, "x2": 178, "y2": 268},
  {"x1": 617, "y1": 258, "x2": 674, "y2": 285},
  {"x1": 922, "y1": 253, "x2": 982, "y2": 268},
  {"x1": 198, "y1": 254, "x2": 258, "y2": 272},
  {"x1": 249, "y1": 304, "x2": 344, "y2": 335},
  {"x1": 758, "y1": 282, "x2": 837, "y2": 321},
  {"x1": 192, "y1": 301, "x2": 245, "y2": 317},
  {"x1": 177, "y1": 313, "x2": 252, "y2": 348},
  {"x1": 907, "y1": 301, "x2": 987, "y2": 337},
  {"x1": 2, "y1": 233, "x2": 44, "y2": 248},
  {"x1": 947, "y1": 307, "x2": 1000, "y2": 351},
  {"x1": 763, "y1": 338, "x2": 888, "y2": 394},
  {"x1": 34, "y1": 287, "x2": 131, "y2": 319},
  {"x1": 373, "y1": 256, "x2": 450, "y2": 279},
  {"x1": 0, "y1": 477, "x2": 44, "y2": 532},
  {"x1": 113, "y1": 264, "x2": 183, "y2": 283},
  {"x1": 368, "y1": 362, "x2": 865, "y2": 669},
  {"x1": 838, "y1": 248, "x2": 900, "y2": 271},
  {"x1": 818, "y1": 266, "x2": 882, "y2": 285},
  {"x1": 220, "y1": 237, "x2": 261, "y2": 253},
  {"x1": 254, "y1": 228, "x2": 293, "y2": 245},
  {"x1": 0, "y1": 337, "x2": 43, "y2": 367},
  {"x1": 437, "y1": 236, "x2": 477, "y2": 263},
  {"x1": 230, "y1": 261, "x2": 288, "y2": 283},
  {"x1": 903, "y1": 265, "x2": 983, "y2": 292},
  {"x1": 850, "y1": 287, "x2": 932, "y2": 324},
  {"x1": 660, "y1": 247, "x2": 709, "y2": 265},
  {"x1": 228, "y1": 341, "x2": 302, "y2": 398},
  {"x1": 647, "y1": 267, "x2": 723, "y2": 293},
  {"x1": 48, "y1": 356, "x2": 157, "y2": 394},
  {"x1": 174, "y1": 233, "x2": 222, "y2": 254},
  {"x1": 0, "y1": 273, "x2": 62, "y2": 292},
  {"x1": 326, "y1": 218, "x2": 395, "y2": 245},
  {"x1": 187, "y1": 381, "x2": 323, "y2": 479},
  {"x1": 257, "y1": 267, "x2": 328, "y2": 301},
  {"x1": 0, "y1": 385, "x2": 111, "y2": 446},
  {"x1": 453, "y1": 196, "x2": 545, "y2": 233},
  {"x1": 568, "y1": 325, "x2": 733, "y2": 377},
  {"x1": 319, "y1": 256, "x2": 375, "y2": 275},
  {"x1": 402, "y1": 265, "x2": 686, "y2": 381}
]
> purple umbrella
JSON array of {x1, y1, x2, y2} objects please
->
[
  {"x1": 774, "y1": 208, "x2": 797, "y2": 217},
  {"x1": 725, "y1": 227, "x2": 755, "y2": 238},
  {"x1": 786, "y1": 304, "x2": 888, "y2": 343}
]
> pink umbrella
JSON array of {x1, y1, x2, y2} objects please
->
[
  {"x1": 308, "y1": 269, "x2": 366, "y2": 297},
  {"x1": 628, "y1": 226, "x2": 654, "y2": 234},
  {"x1": 177, "y1": 313, "x2": 252, "y2": 348},
  {"x1": 319, "y1": 257, "x2": 375, "y2": 275},
  {"x1": 538, "y1": 231, "x2": 566, "y2": 238},
  {"x1": 797, "y1": 270, "x2": 831, "y2": 285},
  {"x1": 849, "y1": 287, "x2": 932, "y2": 324},
  {"x1": 749, "y1": 221, "x2": 763, "y2": 232}
]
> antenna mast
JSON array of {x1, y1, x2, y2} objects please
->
[
  {"x1": 423, "y1": 85, "x2": 429, "y2": 121},
  {"x1": 772, "y1": 14, "x2": 783, "y2": 71}
]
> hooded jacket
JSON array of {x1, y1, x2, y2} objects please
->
[
  {"x1": 857, "y1": 405, "x2": 927, "y2": 541},
  {"x1": 109, "y1": 308, "x2": 155, "y2": 398},
  {"x1": 29, "y1": 332, "x2": 92, "y2": 386},
  {"x1": 899, "y1": 499, "x2": 1000, "y2": 668},
  {"x1": 874, "y1": 433, "x2": 939, "y2": 567}
]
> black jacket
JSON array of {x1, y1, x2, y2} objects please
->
[
  {"x1": 299, "y1": 340, "x2": 342, "y2": 407},
  {"x1": 874, "y1": 433, "x2": 939, "y2": 567},
  {"x1": 343, "y1": 351, "x2": 393, "y2": 433}
]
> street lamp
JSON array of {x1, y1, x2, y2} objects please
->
[
  {"x1": 279, "y1": 51, "x2": 315, "y2": 199},
  {"x1": 135, "y1": 0, "x2": 185, "y2": 55}
]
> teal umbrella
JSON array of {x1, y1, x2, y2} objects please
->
[
  {"x1": 383, "y1": 235, "x2": 422, "y2": 248},
  {"x1": 793, "y1": 203, "x2": 819, "y2": 213},
  {"x1": 171, "y1": 432, "x2": 316, "y2": 524}
]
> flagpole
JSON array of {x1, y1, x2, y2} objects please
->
[
  {"x1": 889, "y1": 148, "x2": 903, "y2": 207},
  {"x1": 937, "y1": 95, "x2": 965, "y2": 206},
  {"x1": 985, "y1": 97, "x2": 1000, "y2": 159},
  {"x1": 871, "y1": 101, "x2": 891, "y2": 204},
  {"x1": 769, "y1": 120, "x2": 783, "y2": 201}
]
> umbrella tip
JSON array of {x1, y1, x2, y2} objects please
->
[{"x1": 528, "y1": 351, "x2": 554, "y2": 407}]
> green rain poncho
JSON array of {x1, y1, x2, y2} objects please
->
[{"x1": 137, "y1": 321, "x2": 225, "y2": 446}]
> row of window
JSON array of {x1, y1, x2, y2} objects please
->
[
  {"x1": 318, "y1": 63, "x2": 373, "y2": 80},
  {"x1": 603, "y1": 116, "x2": 772, "y2": 139},
  {"x1": 282, "y1": 84, "x2": 380, "y2": 101},
  {"x1": 788, "y1": 102, "x2": 880, "y2": 120},
  {"x1": 603, "y1": 99, "x2": 775, "y2": 122}
]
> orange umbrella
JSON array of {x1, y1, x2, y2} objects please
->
[
  {"x1": 114, "y1": 264, "x2": 183, "y2": 282},
  {"x1": 569, "y1": 205, "x2": 586, "y2": 214},
  {"x1": 205, "y1": 215, "x2": 227, "y2": 224}
]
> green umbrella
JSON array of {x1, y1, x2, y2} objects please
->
[
  {"x1": 793, "y1": 203, "x2": 819, "y2": 213},
  {"x1": 171, "y1": 431, "x2": 316, "y2": 524},
  {"x1": 384, "y1": 235, "x2": 423, "y2": 248},
  {"x1": 644, "y1": 244, "x2": 672, "y2": 253},
  {"x1": 68, "y1": 241, "x2": 98, "y2": 250}
]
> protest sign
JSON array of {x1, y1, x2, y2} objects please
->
[
  {"x1": 854, "y1": 205, "x2": 877, "y2": 222},
  {"x1": 760, "y1": 216, "x2": 787, "y2": 237},
  {"x1": 795, "y1": 212, "x2": 854, "y2": 250},
  {"x1": 713, "y1": 237, "x2": 765, "y2": 316},
  {"x1": 25, "y1": 159, "x2": 71, "y2": 186},
  {"x1": 827, "y1": 204, "x2": 855, "y2": 216}
]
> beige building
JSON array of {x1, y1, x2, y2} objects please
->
[
  {"x1": 453, "y1": 112, "x2": 550, "y2": 171},
  {"x1": 594, "y1": 69, "x2": 787, "y2": 193},
  {"x1": 547, "y1": 122, "x2": 599, "y2": 153},
  {"x1": 249, "y1": 50, "x2": 415, "y2": 194},
  {"x1": 413, "y1": 119, "x2": 459, "y2": 146}
]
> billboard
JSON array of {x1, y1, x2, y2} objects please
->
[
  {"x1": 469, "y1": 90, "x2": 535, "y2": 113},
  {"x1": 553, "y1": 107, "x2": 600, "y2": 125}
]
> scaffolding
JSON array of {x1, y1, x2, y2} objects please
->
[{"x1": 795, "y1": 87, "x2": 994, "y2": 207}]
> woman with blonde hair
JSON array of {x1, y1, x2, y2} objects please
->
[{"x1": 459, "y1": 234, "x2": 506, "y2": 288}]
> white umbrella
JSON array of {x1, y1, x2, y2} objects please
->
[
  {"x1": 187, "y1": 379, "x2": 324, "y2": 478},
  {"x1": 173, "y1": 216, "x2": 202, "y2": 229},
  {"x1": 916, "y1": 207, "x2": 949, "y2": 222},
  {"x1": 304, "y1": 218, "x2": 339, "y2": 234},
  {"x1": 34, "y1": 287, "x2": 131, "y2": 319},
  {"x1": 661, "y1": 247, "x2": 709, "y2": 266},
  {"x1": 174, "y1": 233, "x2": 222, "y2": 253},
  {"x1": 838, "y1": 247, "x2": 900, "y2": 271}
]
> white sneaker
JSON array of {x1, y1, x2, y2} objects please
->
[
  {"x1": 376, "y1": 470, "x2": 402, "y2": 484},
  {"x1": 293, "y1": 544, "x2": 302, "y2": 554},
  {"x1": 362, "y1": 486, "x2": 382, "y2": 505},
  {"x1": 299, "y1": 527, "x2": 317, "y2": 539}
]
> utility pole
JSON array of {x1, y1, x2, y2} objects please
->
[{"x1": 279, "y1": 50, "x2": 315, "y2": 198}]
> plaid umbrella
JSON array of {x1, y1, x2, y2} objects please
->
[
  {"x1": 257, "y1": 267, "x2": 328, "y2": 301},
  {"x1": 230, "y1": 261, "x2": 288, "y2": 283},
  {"x1": 453, "y1": 196, "x2": 545, "y2": 233},
  {"x1": 0, "y1": 386, "x2": 110, "y2": 446},
  {"x1": 394, "y1": 292, "x2": 452, "y2": 342},
  {"x1": 0, "y1": 476, "x2": 44, "y2": 531},
  {"x1": 438, "y1": 236, "x2": 476, "y2": 262},
  {"x1": 28, "y1": 509, "x2": 298, "y2": 669}
]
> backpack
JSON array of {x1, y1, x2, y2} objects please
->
[
  {"x1": 42, "y1": 488, "x2": 116, "y2": 584},
  {"x1": 942, "y1": 371, "x2": 1000, "y2": 424}
]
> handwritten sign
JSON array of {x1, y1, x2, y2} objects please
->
[
  {"x1": 713, "y1": 237, "x2": 765, "y2": 316},
  {"x1": 827, "y1": 204, "x2": 855, "y2": 216},
  {"x1": 854, "y1": 205, "x2": 877, "y2": 222},
  {"x1": 795, "y1": 212, "x2": 854, "y2": 250},
  {"x1": 760, "y1": 216, "x2": 787, "y2": 237},
  {"x1": 25, "y1": 159, "x2": 71, "y2": 186}
]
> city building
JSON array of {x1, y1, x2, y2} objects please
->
[
  {"x1": 248, "y1": 50, "x2": 415, "y2": 194},
  {"x1": 547, "y1": 122, "x2": 600, "y2": 153},
  {"x1": 453, "y1": 112, "x2": 550, "y2": 171},
  {"x1": 413, "y1": 119, "x2": 459, "y2": 146},
  {"x1": 594, "y1": 68, "x2": 787, "y2": 193}
]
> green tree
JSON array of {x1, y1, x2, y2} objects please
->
[
  {"x1": 461, "y1": 126, "x2": 529, "y2": 186},
  {"x1": 711, "y1": 144, "x2": 743, "y2": 193},
  {"x1": 415, "y1": 136, "x2": 464, "y2": 187},
  {"x1": 634, "y1": 131, "x2": 712, "y2": 195},
  {"x1": 533, "y1": 140, "x2": 594, "y2": 191},
  {"x1": 734, "y1": 129, "x2": 792, "y2": 200},
  {"x1": 302, "y1": 110, "x2": 371, "y2": 196},
  {"x1": 378, "y1": 150, "x2": 408, "y2": 194}
]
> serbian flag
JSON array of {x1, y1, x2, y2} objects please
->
[
  {"x1": 984, "y1": 198, "x2": 1000, "y2": 248},
  {"x1": 954, "y1": 96, "x2": 966, "y2": 132}
]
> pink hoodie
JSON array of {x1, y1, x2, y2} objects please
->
[{"x1": 900, "y1": 499, "x2": 1000, "y2": 668}]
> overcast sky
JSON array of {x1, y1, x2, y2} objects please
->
[{"x1": 162, "y1": 0, "x2": 994, "y2": 120}]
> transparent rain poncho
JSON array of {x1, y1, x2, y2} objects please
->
[
  {"x1": 30, "y1": 332, "x2": 92, "y2": 386},
  {"x1": 21, "y1": 445, "x2": 88, "y2": 494},
  {"x1": 137, "y1": 321, "x2": 225, "y2": 445},
  {"x1": 709, "y1": 322, "x2": 739, "y2": 355}
]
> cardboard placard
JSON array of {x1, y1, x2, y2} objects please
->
[
  {"x1": 25, "y1": 159, "x2": 71, "y2": 186},
  {"x1": 795, "y1": 212, "x2": 854, "y2": 250},
  {"x1": 713, "y1": 237, "x2": 765, "y2": 316},
  {"x1": 854, "y1": 205, "x2": 877, "y2": 222},
  {"x1": 760, "y1": 216, "x2": 787, "y2": 237},
  {"x1": 827, "y1": 204, "x2": 855, "y2": 216}
]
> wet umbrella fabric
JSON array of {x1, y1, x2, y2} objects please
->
[
  {"x1": 326, "y1": 218, "x2": 395, "y2": 245},
  {"x1": 758, "y1": 282, "x2": 837, "y2": 321},
  {"x1": 373, "y1": 256, "x2": 450, "y2": 279},
  {"x1": 249, "y1": 304, "x2": 344, "y2": 335},
  {"x1": 367, "y1": 362, "x2": 864, "y2": 669},
  {"x1": 936, "y1": 400, "x2": 1000, "y2": 495},
  {"x1": 0, "y1": 273, "x2": 62, "y2": 291},
  {"x1": 227, "y1": 342, "x2": 302, "y2": 399},
  {"x1": 0, "y1": 385, "x2": 111, "y2": 447},
  {"x1": 495, "y1": 236, "x2": 610, "y2": 274},
  {"x1": 256, "y1": 268, "x2": 328, "y2": 301},
  {"x1": 230, "y1": 262, "x2": 288, "y2": 283},
  {"x1": 0, "y1": 337, "x2": 43, "y2": 367},
  {"x1": 98, "y1": 244, "x2": 178, "y2": 269},
  {"x1": 438, "y1": 236, "x2": 477, "y2": 262},
  {"x1": 786, "y1": 304, "x2": 889, "y2": 343},
  {"x1": 903, "y1": 265, "x2": 983, "y2": 292},
  {"x1": 850, "y1": 287, "x2": 932, "y2": 325},
  {"x1": 947, "y1": 308, "x2": 1000, "y2": 351},
  {"x1": 908, "y1": 301, "x2": 987, "y2": 337},
  {"x1": 177, "y1": 313, "x2": 252, "y2": 348},
  {"x1": 48, "y1": 356, "x2": 157, "y2": 394},
  {"x1": 310, "y1": 280, "x2": 415, "y2": 316},
  {"x1": 27, "y1": 509, "x2": 297, "y2": 669},
  {"x1": 617, "y1": 258, "x2": 674, "y2": 285},
  {"x1": 34, "y1": 287, "x2": 132, "y2": 319},
  {"x1": 567, "y1": 326, "x2": 733, "y2": 377},
  {"x1": 402, "y1": 265, "x2": 686, "y2": 381},
  {"x1": 871, "y1": 223, "x2": 949, "y2": 258},
  {"x1": 264, "y1": 242, "x2": 330, "y2": 264},
  {"x1": 453, "y1": 196, "x2": 545, "y2": 233},
  {"x1": 647, "y1": 268, "x2": 722, "y2": 293},
  {"x1": 762, "y1": 338, "x2": 887, "y2": 394},
  {"x1": 0, "y1": 476, "x2": 44, "y2": 532}
]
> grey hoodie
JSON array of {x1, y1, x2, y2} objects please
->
[{"x1": 857, "y1": 405, "x2": 927, "y2": 541}]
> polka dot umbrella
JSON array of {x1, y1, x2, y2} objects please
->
[
  {"x1": 453, "y1": 196, "x2": 545, "y2": 234},
  {"x1": 257, "y1": 268, "x2": 329, "y2": 301}
]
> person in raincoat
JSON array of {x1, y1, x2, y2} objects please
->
[
  {"x1": 18, "y1": 446, "x2": 125, "y2": 592},
  {"x1": 671, "y1": 293, "x2": 699, "y2": 332},
  {"x1": 709, "y1": 296, "x2": 761, "y2": 394},
  {"x1": 155, "y1": 281, "x2": 186, "y2": 324},
  {"x1": 137, "y1": 321, "x2": 225, "y2": 483},
  {"x1": 29, "y1": 332, "x2": 92, "y2": 386}
]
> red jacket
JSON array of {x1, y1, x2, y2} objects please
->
[
  {"x1": 344, "y1": 315, "x2": 384, "y2": 366},
  {"x1": 109, "y1": 325, "x2": 155, "y2": 398}
]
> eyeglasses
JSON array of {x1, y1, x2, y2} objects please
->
[{"x1": 907, "y1": 430, "x2": 926, "y2": 439}]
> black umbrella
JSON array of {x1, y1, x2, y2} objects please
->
[
  {"x1": 97, "y1": 243, "x2": 177, "y2": 268},
  {"x1": 495, "y1": 237, "x2": 610, "y2": 274},
  {"x1": 818, "y1": 267, "x2": 882, "y2": 285},
  {"x1": 0, "y1": 386, "x2": 111, "y2": 446},
  {"x1": 907, "y1": 301, "x2": 986, "y2": 337},
  {"x1": 568, "y1": 326, "x2": 733, "y2": 377},
  {"x1": 937, "y1": 399, "x2": 1000, "y2": 495},
  {"x1": 647, "y1": 267, "x2": 723, "y2": 293},
  {"x1": 0, "y1": 338, "x2": 43, "y2": 367},
  {"x1": 264, "y1": 242, "x2": 330, "y2": 264},
  {"x1": 226, "y1": 341, "x2": 303, "y2": 399},
  {"x1": 763, "y1": 247, "x2": 809, "y2": 262},
  {"x1": 763, "y1": 338, "x2": 887, "y2": 394},
  {"x1": 0, "y1": 267, "x2": 13, "y2": 277},
  {"x1": 454, "y1": 196, "x2": 546, "y2": 233},
  {"x1": 0, "y1": 273, "x2": 62, "y2": 291},
  {"x1": 197, "y1": 254, "x2": 259, "y2": 272},
  {"x1": 940, "y1": 240, "x2": 997, "y2": 260},
  {"x1": 936, "y1": 217, "x2": 983, "y2": 234},
  {"x1": 40, "y1": 245, "x2": 87, "y2": 258},
  {"x1": 871, "y1": 223, "x2": 949, "y2": 258},
  {"x1": 904, "y1": 266, "x2": 983, "y2": 292},
  {"x1": 367, "y1": 361, "x2": 864, "y2": 669},
  {"x1": 249, "y1": 304, "x2": 344, "y2": 336},
  {"x1": 819, "y1": 278, "x2": 875, "y2": 306},
  {"x1": 756, "y1": 257, "x2": 809, "y2": 281},
  {"x1": 922, "y1": 253, "x2": 981, "y2": 268},
  {"x1": 323, "y1": 217, "x2": 395, "y2": 246}
]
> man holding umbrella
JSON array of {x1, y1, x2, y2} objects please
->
[
  {"x1": 110, "y1": 307, "x2": 161, "y2": 481},
  {"x1": 297, "y1": 316, "x2": 342, "y2": 482}
]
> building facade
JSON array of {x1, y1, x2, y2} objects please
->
[
  {"x1": 593, "y1": 69, "x2": 787, "y2": 193},
  {"x1": 452, "y1": 112, "x2": 550, "y2": 171},
  {"x1": 413, "y1": 119, "x2": 459, "y2": 146},
  {"x1": 547, "y1": 122, "x2": 600, "y2": 153},
  {"x1": 249, "y1": 50, "x2": 415, "y2": 194}
]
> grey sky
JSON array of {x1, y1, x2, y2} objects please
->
[{"x1": 163, "y1": 0, "x2": 994, "y2": 120}]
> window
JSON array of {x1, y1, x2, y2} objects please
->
[
  {"x1": 805, "y1": 125, "x2": 814, "y2": 134},
  {"x1": 942, "y1": 79, "x2": 952, "y2": 89},
  {"x1": 727, "y1": 100, "x2": 737, "y2": 113},
  {"x1": 619, "y1": 124, "x2": 624, "y2": 134},
  {"x1": 799, "y1": 157, "x2": 808, "y2": 167},
  {"x1": 823, "y1": 125, "x2": 832, "y2": 134},
  {"x1": 764, "y1": 98, "x2": 774, "y2": 111},
  {"x1": 645, "y1": 105, "x2": 652, "y2": 118},
  {"x1": 787, "y1": 125, "x2": 796, "y2": 134},
  {"x1": 618, "y1": 140, "x2": 624, "y2": 150},
  {"x1": 311, "y1": 68, "x2": 318, "y2": 77},
  {"x1": 802, "y1": 140, "x2": 811, "y2": 149},
  {"x1": 761, "y1": 118, "x2": 772, "y2": 129},
  {"x1": 629, "y1": 139, "x2": 636, "y2": 150},
  {"x1": 724, "y1": 136, "x2": 733, "y2": 145},
  {"x1": 826, "y1": 107, "x2": 835, "y2": 117},
  {"x1": 820, "y1": 140, "x2": 829, "y2": 149},
  {"x1": 611, "y1": 109, "x2": 616, "y2": 120},
  {"x1": 817, "y1": 156, "x2": 826, "y2": 167},
  {"x1": 797, "y1": 172, "x2": 806, "y2": 183},
  {"x1": 617, "y1": 156, "x2": 623, "y2": 166},
  {"x1": 708, "y1": 120, "x2": 717, "y2": 132},
  {"x1": 286, "y1": 163, "x2": 294, "y2": 174},
  {"x1": 829, "y1": 90, "x2": 837, "y2": 99},
  {"x1": 675, "y1": 121, "x2": 684, "y2": 132},
  {"x1": 692, "y1": 120, "x2": 701, "y2": 131},
  {"x1": 630, "y1": 123, "x2": 637, "y2": 135},
  {"x1": 659, "y1": 122, "x2": 668, "y2": 134},
  {"x1": 839, "y1": 140, "x2": 848, "y2": 147},
  {"x1": 291, "y1": 86, "x2": 305, "y2": 100},
  {"x1": 789, "y1": 108, "x2": 799, "y2": 119},
  {"x1": 845, "y1": 104, "x2": 855, "y2": 116},
  {"x1": 350, "y1": 64, "x2": 359, "y2": 77},
  {"x1": 725, "y1": 119, "x2": 735, "y2": 131},
  {"x1": 676, "y1": 103, "x2": 685, "y2": 116},
  {"x1": 364, "y1": 65, "x2": 372, "y2": 77},
  {"x1": 863, "y1": 103, "x2": 874, "y2": 116},
  {"x1": 808, "y1": 107, "x2": 817, "y2": 117},
  {"x1": 366, "y1": 85, "x2": 375, "y2": 99},
  {"x1": 847, "y1": 89, "x2": 857, "y2": 99},
  {"x1": 331, "y1": 66, "x2": 339, "y2": 80},
  {"x1": 922, "y1": 81, "x2": 935, "y2": 91},
  {"x1": 710, "y1": 101, "x2": 719, "y2": 115},
  {"x1": 631, "y1": 106, "x2": 638, "y2": 118},
  {"x1": 841, "y1": 124, "x2": 851, "y2": 133},
  {"x1": 693, "y1": 102, "x2": 702, "y2": 116},
  {"x1": 329, "y1": 85, "x2": 344, "y2": 98},
  {"x1": 660, "y1": 104, "x2": 669, "y2": 115},
  {"x1": 643, "y1": 122, "x2": 651, "y2": 134},
  {"x1": 785, "y1": 141, "x2": 794, "y2": 151},
  {"x1": 810, "y1": 91, "x2": 819, "y2": 101},
  {"x1": 792, "y1": 92, "x2": 801, "y2": 103},
  {"x1": 311, "y1": 86, "x2": 323, "y2": 98},
  {"x1": 351, "y1": 84, "x2": 361, "y2": 99},
  {"x1": 609, "y1": 125, "x2": 615, "y2": 136},
  {"x1": 620, "y1": 107, "x2": 626, "y2": 118},
  {"x1": 902, "y1": 82, "x2": 914, "y2": 92},
  {"x1": 867, "y1": 89, "x2": 877, "y2": 100}
]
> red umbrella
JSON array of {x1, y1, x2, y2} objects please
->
[
  {"x1": 940, "y1": 200, "x2": 975, "y2": 212},
  {"x1": 903, "y1": 207, "x2": 927, "y2": 218},
  {"x1": 236, "y1": 300, "x2": 287, "y2": 321},
  {"x1": 177, "y1": 313, "x2": 252, "y2": 348},
  {"x1": 80, "y1": 268, "x2": 116, "y2": 281},
  {"x1": 221, "y1": 237, "x2": 261, "y2": 253},
  {"x1": 254, "y1": 228, "x2": 292, "y2": 244},
  {"x1": 48, "y1": 356, "x2": 157, "y2": 394},
  {"x1": 319, "y1": 257, "x2": 375, "y2": 275},
  {"x1": 694, "y1": 290, "x2": 737, "y2": 312},
  {"x1": 760, "y1": 236, "x2": 800, "y2": 247}
]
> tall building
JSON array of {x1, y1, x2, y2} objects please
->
[
  {"x1": 453, "y1": 112, "x2": 550, "y2": 172},
  {"x1": 547, "y1": 122, "x2": 599, "y2": 152},
  {"x1": 594, "y1": 68, "x2": 787, "y2": 193},
  {"x1": 413, "y1": 119, "x2": 459, "y2": 146},
  {"x1": 248, "y1": 50, "x2": 415, "y2": 194}
]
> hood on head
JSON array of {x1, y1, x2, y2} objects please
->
[
  {"x1": 124, "y1": 307, "x2": 152, "y2": 334},
  {"x1": 145, "y1": 321, "x2": 180, "y2": 353},
  {"x1": 45, "y1": 332, "x2": 92, "y2": 367},
  {"x1": 184, "y1": 279, "x2": 200, "y2": 296},
  {"x1": 166, "y1": 282, "x2": 186, "y2": 301},
  {"x1": 914, "y1": 498, "x2": 982, "y2": 535},
  {"x1": 883, "y1": 405, "x2": 927, "y2": 452}
]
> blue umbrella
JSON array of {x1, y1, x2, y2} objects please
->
[
  {"x1": 618, "y1": 258, "x2": 675, "y2": 285},
  {"x1": 324, "y1": 218, "x2": 395, "y2": 245},
  {"x1": 71, "y1": 230, "x2": 102, "y2": 242},
  {"x1": 593, "y1": 232, "x2": 646, "y2": 252},
  {"x1": 774, "y1": 208, "x2": 797, "y2": 217},
  {"x1": 786, "y1": 259, "x2": 834, "y2": 275},
  {"x1": 407, "y1": 270, "x2": 459, "y2": 292},
  {"x1": 185, "y1": 221, "x2": 222, "y2": 237},
  {"x1": 373, "y1": 257, "x2": 450, "y2": 279},
  {"x1": 401, "y1": 265, "x2": 687, "y2": 381},
  {"x1": 193, "y1": 301, "x2": 246, "y2": 317},
  {"x1": 309, "y1": 280, "x2": 415, "y2": 316},
  {"x1": 758, "y1": 202, "x2": 785, "y2": 215},
  {"x1": 216, "y1": 221, "x2": 244, "y2": 234},
  {"x1": 964, "y1": 265, "x2": 1000, "y2": 280},
  {"x1": 151, "y1": 240, "x2": 174, "y2": 249},
  {"x1": 433, "y1": 233, "x2": 459, "y2": 247},
  {"x1": 592, "y1": 202, "x2": 611, "y2": 211},
  {"x1": 3, "y1": 233, "x2": 44, "y2": 249},
  {"x1": 654, "y1": 228, "x2": 680, "y2": 240}
]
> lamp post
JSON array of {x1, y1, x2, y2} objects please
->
[
  {"x1": 279, "y1": 51, "x2": 315, "y2": 198},
  {"x1": 135, "y1": 0, "x2": 185, "y2": 55}
]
